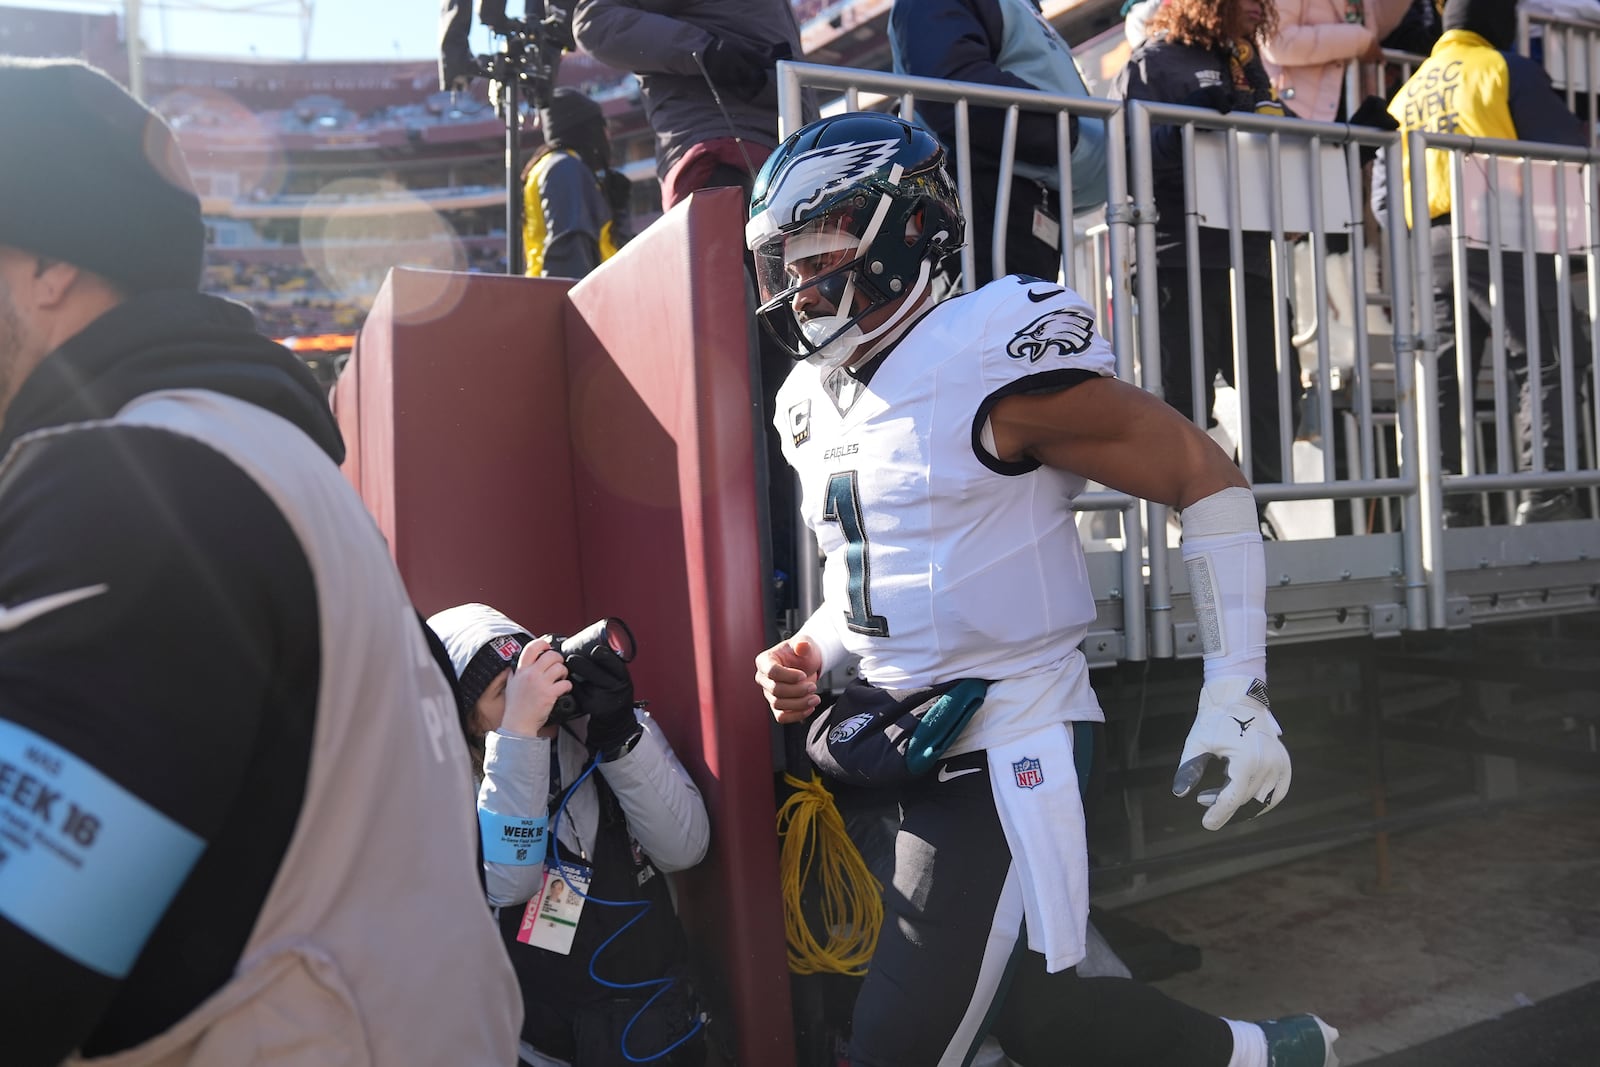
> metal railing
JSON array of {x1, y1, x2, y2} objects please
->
[
  {"x1": 1341, "y1": 47, "x2": 1426, "y2": 124},
  {"x1": 1403, "y1": 128, "x2": 1600, "y2": 626},
  {"x1": 1518, "y1": 11, "x2": 1600, "y2": 146},
  {"x1": 774, "y1": 60, "x2": 1600, "y2": 662}
]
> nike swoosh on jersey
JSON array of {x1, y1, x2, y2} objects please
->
[
  {"x1": 936, "y1": 765, "x2": 984, "y2": 783},
  {"x1": 0, "y1": 584, "x2": 110, "y2": 632},
  {"x1": 1026, "y1": 288, "x2": 1064, "y2": 302}
]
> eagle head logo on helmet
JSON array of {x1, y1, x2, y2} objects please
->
[{"x1": 764, "y1": 138, "x2": 901, "y2": 226}]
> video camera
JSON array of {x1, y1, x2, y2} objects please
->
[
  {"x1": 439, "y1": 0, "x2": 578, "y2": 274},
  {"x1": 543, "y1": 616, "x2": 636, "y2": 724},
  {"x1": 470, "y1": 0, "x2": 573, "y2": 112}
]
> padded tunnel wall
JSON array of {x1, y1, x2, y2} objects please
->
[{"x1": 337, "y1": 193, "x2": 794, "y2": 1066}]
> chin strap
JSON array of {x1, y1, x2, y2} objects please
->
[
  {"x1": 858, "y1": 259, "x2": 934, "y2": 357},
  {"x1": 804, "y1": 258, "x2": 934, "y2": 370}
]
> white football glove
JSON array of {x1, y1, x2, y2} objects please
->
[{"x1": 1172, "y1": 677, "x2": 1291, "y2": 831}]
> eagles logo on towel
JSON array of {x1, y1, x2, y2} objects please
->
[
  {"x1": 827, "y1": 712, "x2": 875, "y2": 744},
  {"x1": 1006, "y1": 307, "x2": 1095, "y2": 363},
  {"x1": 807, "y1": 678, "x2": 989, "y2": 785}
]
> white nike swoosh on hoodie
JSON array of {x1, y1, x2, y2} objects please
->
[{"x1": 0, "y1": 585, "x2": 110, "y2": 632}]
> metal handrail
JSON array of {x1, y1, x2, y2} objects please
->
[{"x1": 770, "y1": 61, "x2": 1599, "y2": 661}]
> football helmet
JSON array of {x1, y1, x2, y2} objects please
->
[{"x1": 745, "y1": 112, "x2": 964, "y2": 368}]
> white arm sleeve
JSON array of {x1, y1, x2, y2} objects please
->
[{"x1": 1179, "y1": 486, "x2": 1267, "y2": 684}]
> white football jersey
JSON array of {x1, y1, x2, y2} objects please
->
[{"x1": 777, "y1": 276, "x2": 1117, "y2": 740}]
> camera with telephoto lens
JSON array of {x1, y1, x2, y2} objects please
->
[{"x1": 543, "y1": 617, "x2": 636, "y2": 724}]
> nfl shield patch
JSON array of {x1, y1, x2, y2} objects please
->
[
  {"x1": 1012, "y1": 757, "x2": 1044, "y2": 789},
  {"x1": 491, "y1": 635, "x2": 522, "y2": 661}
]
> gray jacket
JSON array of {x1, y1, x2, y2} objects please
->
[
  {"x1": 478, "y1": 707, "x2": 710, "y2": 908},
  {"x1": 573, "y1": 0, "x2": 806, "y2": 180}
]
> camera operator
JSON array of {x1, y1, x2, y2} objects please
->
[
  {"x1": 571, "y1": 0, "x2": 809, "y2": 211},
  {"x1": 429, "y1": 603, "x2": 710, "y2": 1067},
  {"x1": 440, "y1": 0, "x2": 578, "y2": 93}
]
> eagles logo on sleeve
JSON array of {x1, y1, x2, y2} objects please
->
[{"x1": 1007, "y1": 307, "x2": 1096, "y2": 364}]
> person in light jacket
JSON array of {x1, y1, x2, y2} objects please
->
[
  {"x1": 1260, "y1": 0, "x2": 1413, "y2": 123},
  {"x1": 431, "y1": 604, "x2": 711, "y2": 1067}
]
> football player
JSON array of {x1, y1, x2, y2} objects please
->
[{"x1": 750, "y1": 113, "x2": 1336, "y2": 1067}]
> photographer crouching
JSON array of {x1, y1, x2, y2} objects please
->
[{"x1": 429, "y1": 604, "x2": 711, "y2": 1067}]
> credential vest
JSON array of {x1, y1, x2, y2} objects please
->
[
  {"x1": 63, "y1": 389, "x2": 522, "y2": 1067},
  {"x1": 1389, "y1": 29, "x2": 1520, "y2": 225}
]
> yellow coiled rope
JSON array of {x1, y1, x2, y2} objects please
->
[{"x1": 776, "y1": 771, "x2": 883, "y2": 976}]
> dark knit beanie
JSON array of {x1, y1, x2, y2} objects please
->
[
  {"x1": 0, "y1": 58, "x2": 204, "y2": 293},
  {"x1": 1443, "y1": 0, "x2": 1517, "y2": 51},
  {"x1": 539, "y1": 88, "x2": 608, "y2": 170}
]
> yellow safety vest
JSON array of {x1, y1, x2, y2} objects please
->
[
  {"x1": 1389, "y1": 29, "x2": 1520, "y2": 226},
  {"x1": 522, "y1": 148, "x2": 621, "y2": 277}
]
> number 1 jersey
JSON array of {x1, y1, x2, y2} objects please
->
[{"x1": 775, "y1": 277, "x2": 1117, "y2": 702}]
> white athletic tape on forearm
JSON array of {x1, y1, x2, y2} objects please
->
[{"x1": 1180, "y1": 487, "x2": 1266, "y2": 683}]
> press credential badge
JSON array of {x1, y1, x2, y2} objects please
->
[{"x1": 515, "y1": 864, "x2": 590, "y2": 954}]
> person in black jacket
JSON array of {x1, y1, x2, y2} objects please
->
[
  {"x1": 890, "y1": 0, "x2": 1110, "y2": 287},
  {"x1": 572, "y1": 0, "x2": 807, "y2": 210},
  {"x1": 1118, "y1": 0, "x2": 1305, "y2": 495},
  {"x1": 0, "y1": 58, "x2": 520, "y2": 1066}
]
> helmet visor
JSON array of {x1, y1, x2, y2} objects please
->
[{"x1": 751, "y1": 218, "x2": 864, "y2": 314}]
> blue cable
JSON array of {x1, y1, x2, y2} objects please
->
[{"x1": 547, "y1": 753, "x2": 707, "y2": 1064}]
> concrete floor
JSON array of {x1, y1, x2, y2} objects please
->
[{"x1": 1114, "y1": 792, "x2": 1600, "y2": 1064}]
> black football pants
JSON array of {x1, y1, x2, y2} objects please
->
[{"x1": 848, "y1": 731, "x2": 1234, "y2": 1067}]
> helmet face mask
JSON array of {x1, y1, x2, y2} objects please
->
[
  {"x1": 746, "y1": 114, "x2": 965, "y2": 368},
  {"x1": 751, "y1": 205, "x2": 899, "y2": 366}
]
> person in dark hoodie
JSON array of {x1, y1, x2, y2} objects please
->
[
  {"x1": 0, "y1": 58, "x2": 521, "y2": 1065},
  {"x1": 1375, "y1": 0, "x2": 1591, "y2": 526},
  {"x1": 889, "y1": 0, "x2": 1111, "y2": 287}
]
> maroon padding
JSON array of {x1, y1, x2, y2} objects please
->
[
  {"x1": 336, "y1": 267, "x2": 585, "y2": 628},
  {"x1": 339, "y1": 198, "x2": 795, "y2": 1065},
  {"x1": 564, "y1": 187, "x2": 794, "y2": 1067}
]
